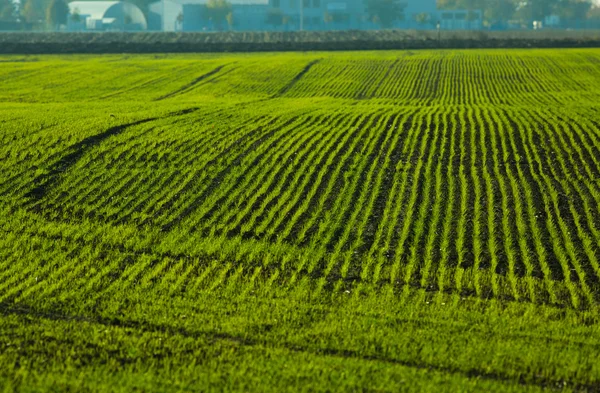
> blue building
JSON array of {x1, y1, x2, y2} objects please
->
[{"x1": 147, "y1": 0, "x2": 482, "y2": 32}]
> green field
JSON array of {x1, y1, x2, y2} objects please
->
[{"x1": 1, "y1": 49, "x2": 600, "y2": 392}]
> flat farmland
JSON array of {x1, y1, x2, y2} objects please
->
[{"x1": 1, "y1": 50, "x2": 600, "y2": 392}]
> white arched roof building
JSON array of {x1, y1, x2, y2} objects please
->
[{"x1": 68, "y1": 1, "x2": 148, "y2": 31}]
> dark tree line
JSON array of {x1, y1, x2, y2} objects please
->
[{"x1": 1, "y1": 0, "x2": 68, "y2": 28}]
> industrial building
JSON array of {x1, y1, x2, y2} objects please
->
[
  {"x1": 67, "y1": 1, "x2": 148, "y2": 31},
  {"x1": 147, "y1": 0, "x2": 482, "y2": 32},
  {"x1": 66, "y1": 0, "x2": 481, "y2": 32}
]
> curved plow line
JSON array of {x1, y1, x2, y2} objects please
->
[
  {"x1": 338, "y1": 62, "x2": 374, "y2": 99},
  {"x1": 572, "y1": 112, "x2": 600, "y2": 155},
  {"x1": 551, "y1": 113, "x2": 600, "y2": 201},
  {"x1": 474, "y1": 107, "x2": 501, "y2": 299},
  {"x1": 192, "y1": 113, "x2": 334, "y2": 237},
  {"x1": 525, "y1": 109, "x2": 600, "y2": 303},
  {"x1": 471, "y1": 104, "x2": 524, "y2": 303},
  {"x1": 0, "y1": 239, "x2": 81, "y2": 304},
  {"x1": 378, "y1": 58, "x2": 405, "y2": 99},
  {"x1": 374, "y1": 108, "x2": 435, "y2": 287},
  {"x1": 72, "y1": 254, "x2": 132, "y2": 308},
  {"x1": 451, "y1": 109, "x2": 474, "y2": 301},
  {"x1": 504, "y1": 110, "x2": 589, "y2": 309},
  {"x1": 311, "y1": 113, "x2": 393, "y2": 296},
  {"x1": 120, "y1": 113, "x2": 279, "y2": 221},
  {"x1": 484, "y1": 108, "x2": 537, "y2": 304},
  {"x1": 283, "y1": 114, "x2": 377, "y2": 287},
  {"x1": 28, "y1": 110, "x2": 199, "y2": 214},
  {"x1": 231, "y1": 113, "x2": 350, "y2": 239},
  {"x1": 165, "y1": 261, "x2": 199, "y2": 299},
  {"x1": 385, "y1": 59, "x2": 416, "y2": 101},
  {"x1": 464, "y1": 106, "x2": 487, "y2": 299},
  {"x1": 334, "y1": 112, "x2": 405, "y2": 287},
  {"x1": 109, "y1": 117, "x2": 264, "y2": 225},
  {"x1": 84, "y1": 253, "x2": 158, "y2": 310},
  {"x1": 315, "y1": 112, "x2": 393, "y2": 249},
  {"x1": 181, "y1": 113, "x2": 326, "y2": 233},
  {"x1": 362, "y1": 111, "x2": 419, "y2": 275},
  {"x1": 290, "y1": 112, "x2": 385, "y2": 286},
  {"x1": 400, "y1": 109, "x2": 444, "y2": 300},
  {"x1": 183, "y1": 113, "x2": 327, "y2": 234},
  {"x1": 434, "y1": 109, "x2": 460, "y2": 299},
  {"x1": 132, "y1": 114, "x2": 282, "y2": 222},
  {"x1": 483, "y1": 109, "x2": 556, "y2": 305},
  {"x1": 546, "y1": 115, "x2": 600, "y2": 259},
  {"x1": 0, "y1": 230, "x2": 46, "y2": 286},
  {"x1": 157, "y1": 114, "x2": 312, "y2": 230},
  {"x1": 154, "y1": 256, "x2": 190, "y2": 295},
  {"x1": 239, "y1": 266, "x2": 263, "y2": 299},
  {"x1": 418, "y1": 107, "x2": 454, "y2": 296},
  {"x1": 387, "y1": 57, "x2": 418, "y2": 101},
  {"x1": 559, "y1": 113, "x2": 600, "y2": 184},
  {"x1": 407, "y1": 57, "x2": 432, "y2": 103},
  {"x1": 270, "y1": 114, "x2": 377, "y2": 245},
  {"x1": 148, "y1": 115, "x2": 306, "y2": 228},
  {"x1": 38, "y1": 123, "x2": 163, "y2": 210},
  {"x1": 387, "y1": 108, "x2": 437, "y2": 299},
  {"x1": 290, "y1": 112, "x2": 382, "y2": 250},
  {"x1": 3, "y1": 243, "x2": 88, "y2": 305},
  {"x1": 207, "y1": 263, "x2": 233, "y2": 293},
  {"x1": 482, "y1": 58, "x2": 506, "y2": 105},
  {"x1": 493, "y1": 109, "x2": 570, "y2": 306},
  {"x1": 527, "y1": 110, "x2": 600, "y2": 260},
  {"x1": 197, "y1": 114, "x2": 332, "y2": 235},
  {"x1": 490, "y1": 109, "x2": 538, "y2": 302},
  {"x1": 24, "y1": 120, "x2": 154, "y2": 213},
  {"x1": 185, "y1": 260, "x2": 220, "y2": 295},
  {"x1": 352, "y1": 111, "x2": 412, "y2": 284},
  {"x1": 283, "y1": 62, "x2": 335, "y2": 98},
  {"x1": 513, "y1": 55, "x2": 562, "y2": 106},
  {"x1": 306, "y1": 112, "x2": 389, "y2": 252},
  {"x1": 234, "y1": 113, "x2": 350, "y2": 237}
]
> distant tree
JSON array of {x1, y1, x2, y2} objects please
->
[
  {"x1": 71, "y1": 7, "x2": 81, "y2": 23},
  {"x1": 21, "y1": 0, "x2": 48, "y2": 24},
  {"x1": 589, "y1": 6, "x2": 600, "y2": 20},
  {"x1": 553, "y1": 0, "x2": 592, "y2": 22},
  {"x1": 483, "y1": 0, "x2": 516, "y2": 26},
  {"x1": 203, "y1": 0, "x2": 231, "y2": 31},
  {"x1": 364, "y1": 0, "x2": 406, "y2": 28},
  {"x1": 176, "y1": 11, "x2": 184, "y2": 30},
  {"x1": 0, "y1": 0, "x2": 15, "y2": 21},
  {"x1": 513, "y1": 0, "x2": 559, "y2": 23},
  {"x1": 46, "y1": 0, "x2": 69, "y2": 29}
]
